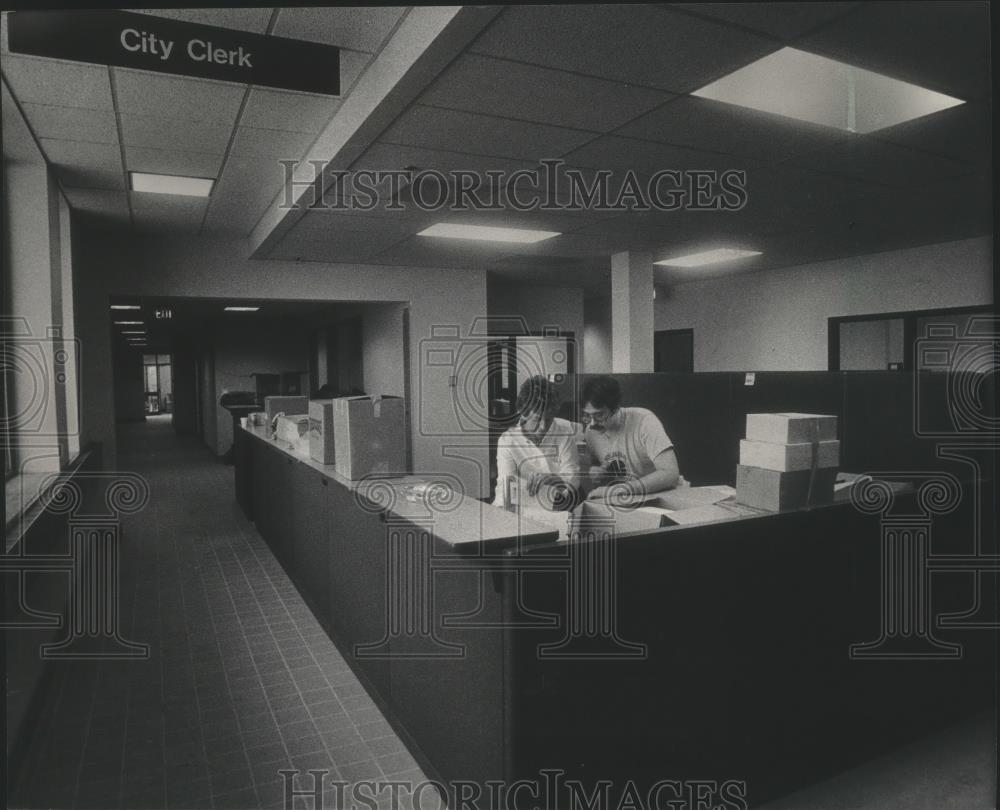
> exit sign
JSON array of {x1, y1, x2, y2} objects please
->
[
  {"x1": 155, "y1": 308, "x2": 172, "y2": 320},
  {"x1": 7, "y1": 10, "x2": 341, "y2": 96}
]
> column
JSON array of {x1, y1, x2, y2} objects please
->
[{"x1": 611, "y1": 251, "x2": 654, "y2": 373}]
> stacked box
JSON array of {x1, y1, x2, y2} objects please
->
[
  {"x1": 333, "y1": 395, "x2": 407, "y2": 480},
  {"x1": 308, "y1": 400, "x2": 336, "y2": 465},
  {"x1": 736, "y1": 413, "x2": 839, "y2": 511},
  {"x1": 264, "y1": 395, "x2": 308, "y2": 425}
]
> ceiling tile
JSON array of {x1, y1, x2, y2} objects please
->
[
  {"x1": 20, "y1": 103, "x2": 118, "y2": 144},
  {"x1": 420, "y1": 55, "x2": 673, "y2": 132},
  {"x1": 799, "y1": 1, "x2": 990, "y2": 100},
  {"x1": 125, "y1": 146, "x2": 224, "y2": 179},
  {"x1": 788, "y1": 136, "x2": 974, "y2": 189},
  {"x1": 562, "y1": 135, "x2": 759, "y2": 178},
  {"x1": 273, "y1": 224, "x2": 408, "y2": 263},
  {"x1": 615, "y1": 95, "x2": 846, "y2": 164},
  {"x1": 132, "y1": 195, "x2": 209, "y2": 234},
  {"x1": 228, "y1": 126, "x2": 316, "y2": 159},
  {"x1": 471, "y1": 5, "x2": 778, "y2": 94},
  {"x1": 120, "y1": 114, "x2": 233, "y2": 153},
  {"x1": 358, "y1": 142, "x2": 534, "y2": 176},
  {"x1": 127, "y1": 8, "x2": 274, "y2": 34},
  {"x1": 61, "y1": 187, "x2": 130, "y2": 219},
  {"x1": 242, "y1": 88, "x2": 340, "y2": 133},
  {"x1": 1, "y1": 54, "x2": 113, "y2": 109},
  {"x1": 872, "y1": 102, "x2": 990, "y2": 167},
  {"x1": 272, "y1": 6, "x2": 407, "y2": 52},
  {"x1": 488, "y1": 264, "x2": 609, "y2": 291},
  {"x1": 673, "y1": 2, "x2": 859, "y2": 40},
  {"x1": 371, "y1": 234, "x2": 511, "y2": 269},
  {"x1": 287, "y1": 210, "x2": 419, "y2": 242},
  {"x1": 380, "y1": 105, "x2": 595, "y2": 161},
  {"x1": 41, "y1": 138, "x2": 124, "y2": 189},
  {"x1": 113, "y1": 69, "x2": 245, "y2": 124}
]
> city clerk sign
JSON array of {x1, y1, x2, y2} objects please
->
[{"x1": 7, "y1": 10, "x2": 340, "y2": 96}]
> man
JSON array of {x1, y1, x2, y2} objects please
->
[
  {"x1": 580, "y1": 375, "x2": 681, "y2": 500},
  {"x1": 493, "y1": 376, "x2": 581, "y2": 512}
]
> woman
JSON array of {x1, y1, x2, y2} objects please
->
[{"x1": 493, "y1": 376, "x2": 581, "y2": 512}]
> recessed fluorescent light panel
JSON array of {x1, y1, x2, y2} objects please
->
[
  {"x1": 110, "y1": 304, "x2": 141, "y2": 310},
  {"x1": 114, "y1": 321, "x2": 144, "y2": 325},
  {"x1": 121, "y1": 331, "x2": 146, "y2": 335},
  {"x1": 224, "y1": 306, "x2": 260, "y2": 312},
  {"x1": 417, "y1": 223, "x2": 560, "y2": 244},
  {"x1": 693, "y1": 47, "x2": 964, "y2": 133},
  {"x1": 655, "y1": 248, "x2": 762, "y2": 268},
  {"x1": 130, "y1": 171, "x2": 214, "y2": 197}
]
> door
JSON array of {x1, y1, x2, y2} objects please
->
[{"x1": 654, "y1": 329, "x2": 694, "y2": 372}]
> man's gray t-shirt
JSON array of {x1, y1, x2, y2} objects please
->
[{"x1": 585, "y1": 407, "x2": 673, "y2": 477}]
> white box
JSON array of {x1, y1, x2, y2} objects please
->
[
  {"x1": 745, "y1": 412, "x2": 838, "y2": 444},
  {"x1": 308, "y1": 400, "x2": 336, "y2": 465},
  {"x1": 740, "y1": 439, "x2": 840, "y2": 472}
]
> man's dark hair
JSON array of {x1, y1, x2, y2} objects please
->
[
  {"x1": 516, "y1": 375, "x2": 559, "y2": 416},
  {"x1": 581, "y1": 375, "x2": 621, "y2": 411}
]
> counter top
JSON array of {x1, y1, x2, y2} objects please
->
[{"x1": 241, "y1": 424, "x2": 559, "y2": 548}]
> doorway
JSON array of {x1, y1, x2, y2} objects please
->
[
  {"x1": 654, "y1": 329, "x2": 694, "y2": 373},
  {"x1": 143, "y1": 353, "x2": 173, "y2": 415},
  {"x1": 828, "y1": 305, "x2": 994, "y2": 371}
]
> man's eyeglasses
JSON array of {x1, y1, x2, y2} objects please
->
[{"x1": 581, "y1": 407, "x2": 613, "y2": 424}]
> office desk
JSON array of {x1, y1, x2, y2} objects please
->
[{"x1": 236, "y1": 425, "x2": 992, "y2": 807}]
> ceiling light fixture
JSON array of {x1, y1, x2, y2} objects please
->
[
  {"x1": 110, "y1": 304, "x2": 141, "y2": 310},
  {"x1": 417, "y1": 223, "x2": 560, "y2": 244},
  {"x1": 114, "y1": 321, "x2": 144, "y2": 325},
  {"x1": 693, "y1": 47, "x2": 964, "y2": 133},
  {"x1": 224, "y1": 306, "x2": 260, "y2": 312},
  {"x1": 130, "y1": 171, "x2": 215, "y2": 197},
  {"x1": 121, "y1": 330, "x2": 146, "y2": 335},
  {"x1": 655, "y1": 248, "x2": 762, "y2": 268}
]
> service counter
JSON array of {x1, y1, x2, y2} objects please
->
[{"x1": 236, "y1": 423, "x2": 993, "y2": 808}]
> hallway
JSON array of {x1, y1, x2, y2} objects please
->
[{"x1": 12, "y1": 418, "x2": 425, "y2": 809}]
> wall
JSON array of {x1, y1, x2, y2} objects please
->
[
  {"x1": 211, "y1": 320, "x2": 310, "y2": 456},
  {"x1": 653, "y1": 237, "x2": 992, "y2": 371},
  {"x1": 362, "y1": 303, "x2": 407, "y2": 398},
  {"x1": 487, "y1": 282, "x2": 585, "y2": 371},
  {"x1": 3, "y1": 83, "x2": 79, "y2": 473},
  {"x1": 583, "y1": 296, "x2": 612, "y2": 374},
  {"x1": 74, "y1": 232, "x2": 490, "y2": 496},
  {"x1": 199, "y1": 348, "x2": 217, "y2": 453},
  {"x1": 112, "y1": 345, "x2": 145, "y2": 422}
]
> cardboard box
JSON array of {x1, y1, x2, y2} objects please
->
[
  {"x1": 333, "y1": 395, "x2": 407, "y2": 480},
  {"x1": 736, "y1": 465, "x2": 837, "y2": 512},
  {"x1": 576, "y1": 501, "x2": 673, "y2": 535},
  {"x1": 739, "y1": 439, "x2": 840, "y2": 472},
  {"x1": 264, "y1": 395, "x2": 308, "y2": 425},
  {"x1": 745, "y1": 413, "x2": 838, "y2": 444},
  {"x1": 308, "y1": 400, "x2": 336, "y2": 465}
]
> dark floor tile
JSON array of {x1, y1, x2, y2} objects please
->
[
  {"x1": 284, "y1": 734, "x2": 326, "y2": 758},
  {"x1": 205, "y1": 746, "x2": 249, "y2": 773},
  {"x1": 365, "y1": 736, "x2": 407, "y2": 757},
  {"x1": 327, "y1": 742, "x2": 374, "y2": 767},
  {"x1": 245, "y1": 742, "x2": 289, "y2": 767},
  {"x1": 339, "y1": 759, "x2": 382, "y2": 782},
  {"x1": 209, "y1": 766, "x2": 254, "y2": 797},
  {"x1": 210, "y1": 785, "x2": 258, "y2": 809}
]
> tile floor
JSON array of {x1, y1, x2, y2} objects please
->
[
  {"x1": 9, "y1": 417, "x2": 995, "y2": 810},
  {"x1": 11, "y1": 417, "x2": 426, "y2": 809}
]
